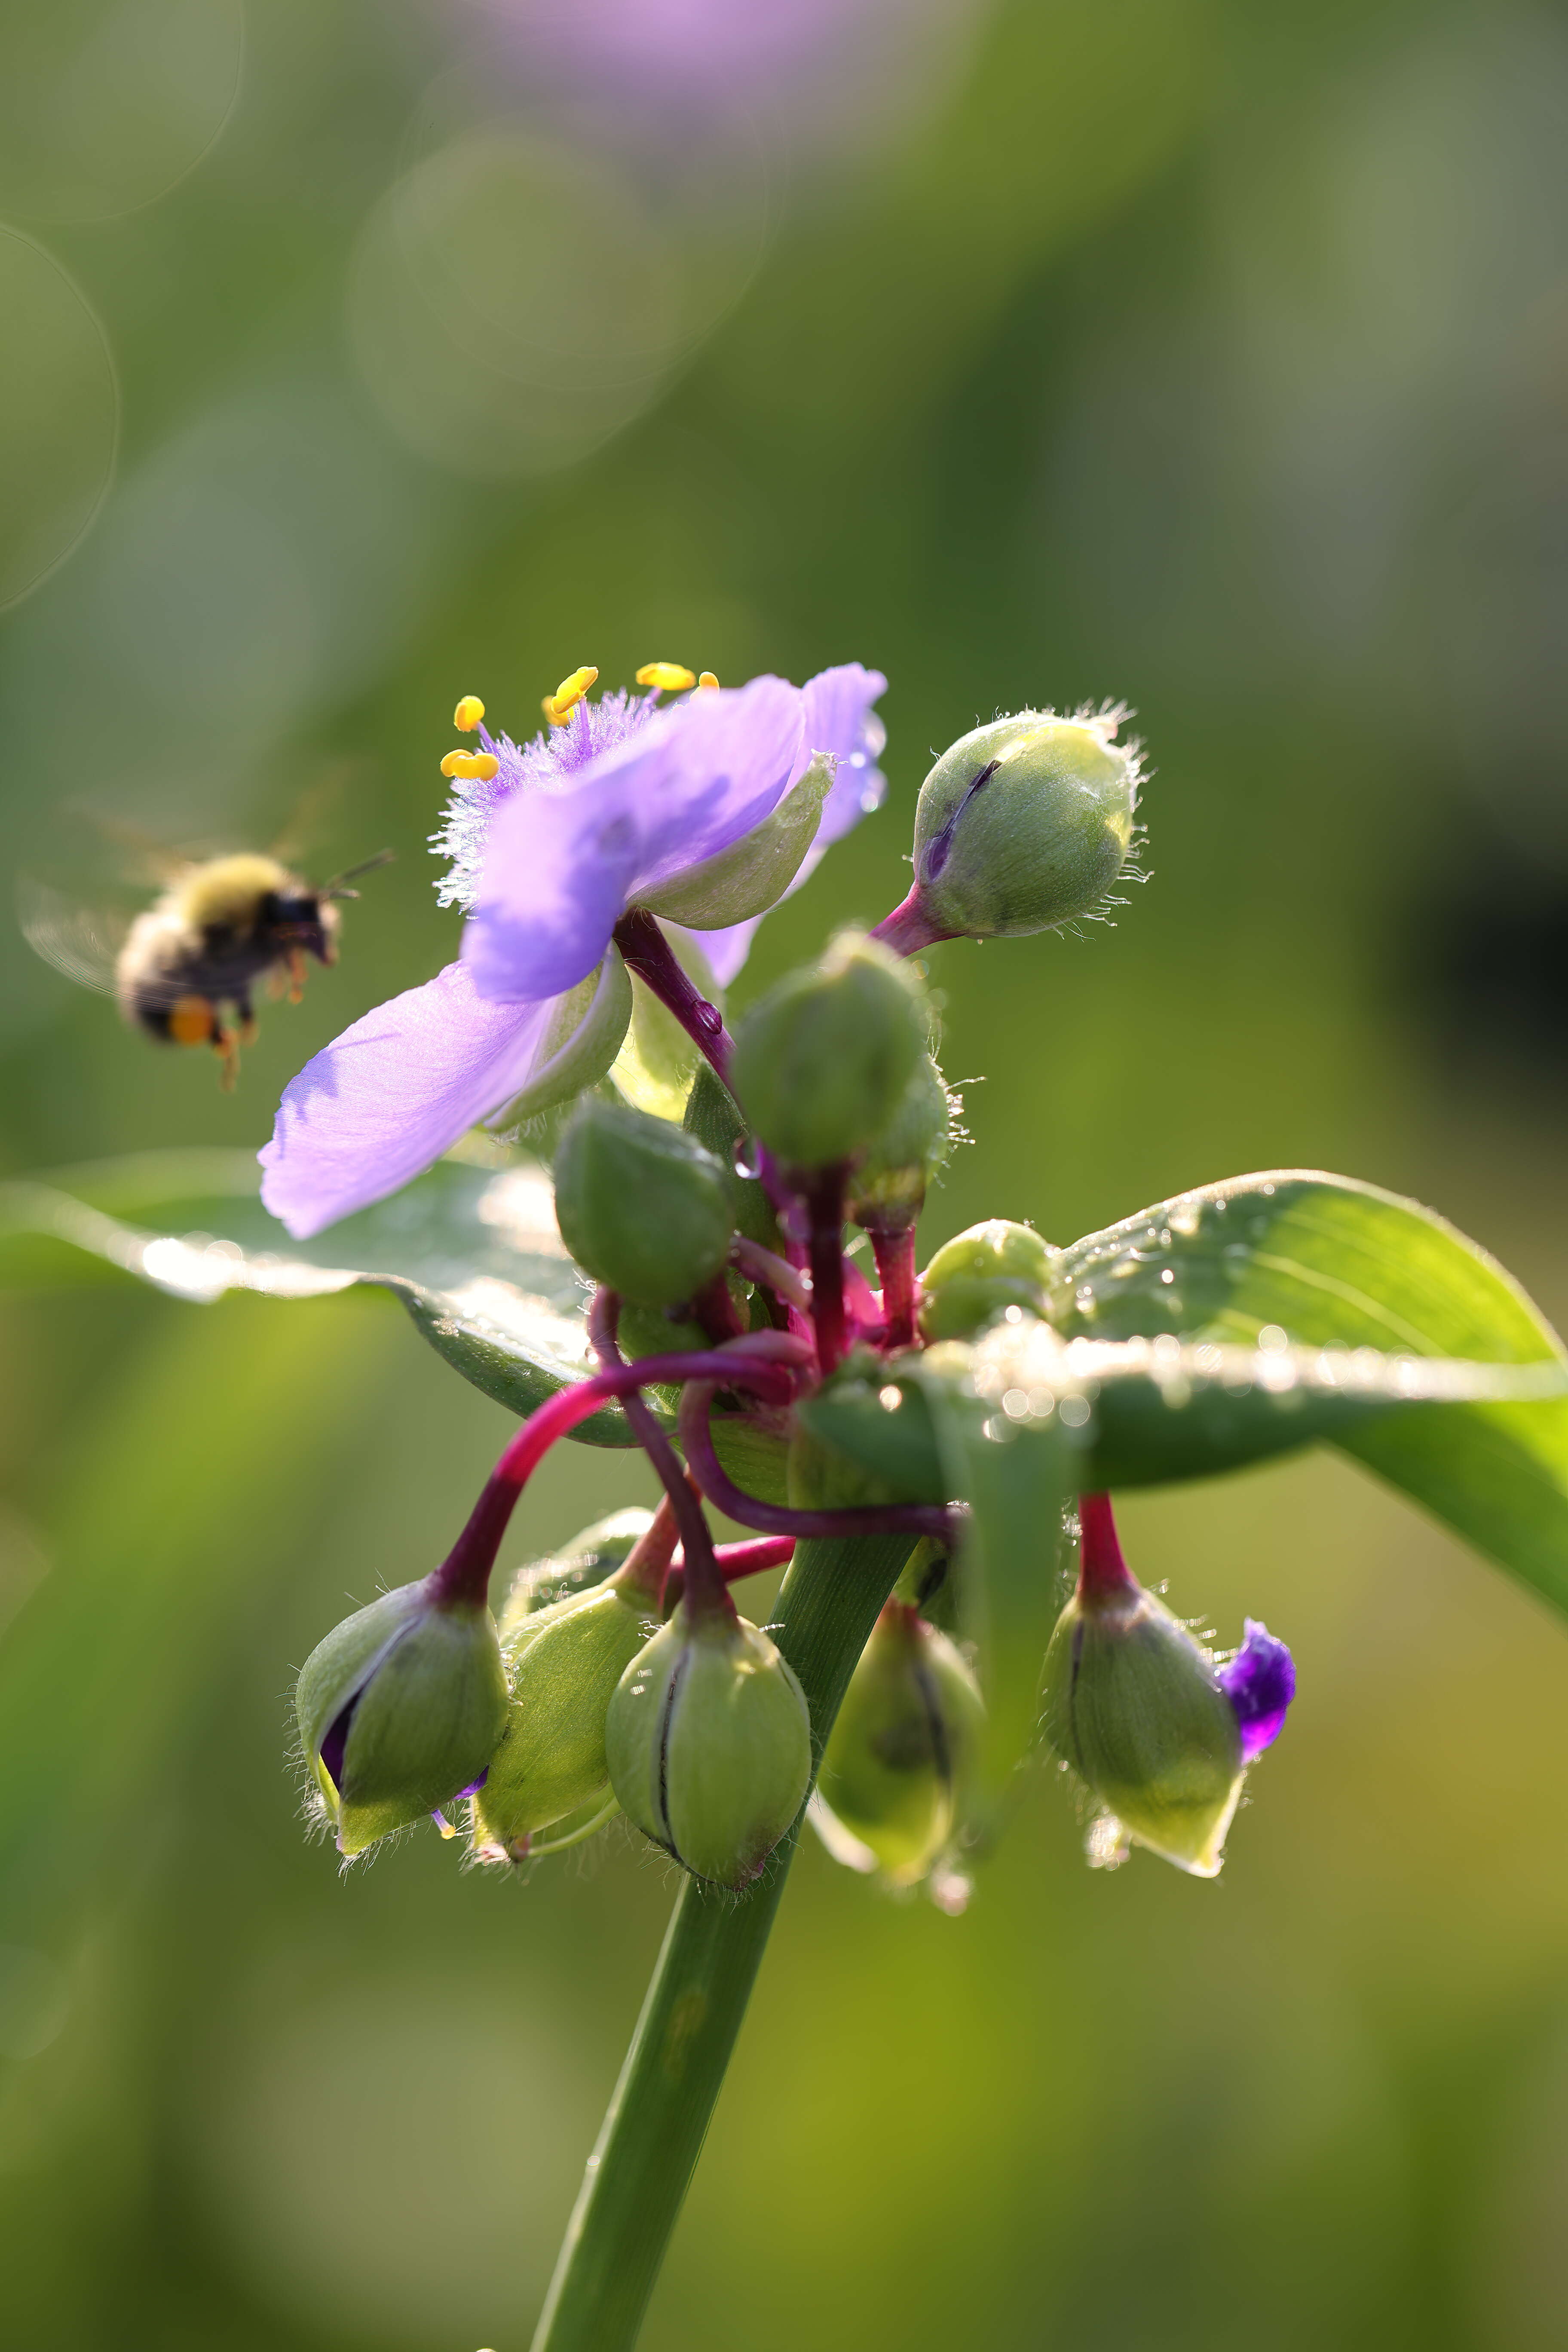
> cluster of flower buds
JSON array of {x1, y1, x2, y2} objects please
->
[{"x1": 289, "y1": 689, "x2": 1301, "y2": 1905}]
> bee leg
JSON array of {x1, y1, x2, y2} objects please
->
[
  {"x1": 236, "y1": 994, "x2": 259, "y2": 1048},
  {"x1": 212, "y1": 1025, "x2": 241, "y2": 1092},
  {"x1": 287, "y1": 947, "x2": 306, "y2": 1005},
  {"x1": 265, "y1": 965, "x2": 288, "y2": 1001}
]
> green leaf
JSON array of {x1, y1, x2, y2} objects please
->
[
  {"x1": 1050, "y1": 1170, "x2": 1568, "y2": 1608},
  {"x1": 0, "y1": 1148, "x2": 640, "y2": 1445},
  {"x1": 901, "y1": 1355, "x2": 1073, "y2": 1819}
]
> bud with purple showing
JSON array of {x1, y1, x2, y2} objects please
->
[{"x1": 1041, "y1": 1494, "x2": 1294, "y2": 1877}]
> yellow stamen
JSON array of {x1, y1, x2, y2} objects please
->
[
  {"x1": 453, "y1": 694, "x2": 485, "y2": 731},
  {"x1": 696, "y1": 671, "x2": 720, "y2": 692},
  {"x1": 636, "y1": 662, "x2": 697, "y2": 693},
  {"x1": 469, "y1": 752, "x2": 499, "y2": 781},
  {"x1": 440, "y1": 749, "x2": 471, "y2": 778},
  {"x1": 543, "y1": 665, "x2": 598, "y2": 727}
]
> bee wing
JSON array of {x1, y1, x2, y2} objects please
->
[
  {"x1": 16, "y1": 876, "x2": 129, "y2": 998},
  {"x1": 266, "y1": 760, "x2": 367, "y2": 869},
  {"x1": 74, "y1": 809, "x2": 195, "y2": 886}
]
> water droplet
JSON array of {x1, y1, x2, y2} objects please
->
[
  {"x1": 694, "y1": 999, "x2": 723, "y2": 1036},
  {"x1": 1059, "y1": 1394, "x2": 1091, "y2": 1430},
  {"x1": 1159, "y1": 1268, "x2": 1175, "y2": 1285},
  {"x1": 732, "y1": 1137, "x2": 761, "y2": 1180}
]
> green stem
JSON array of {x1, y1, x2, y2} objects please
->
[{"x1": 530, "y1": 1531, "x2": 913, "y2": 2352}]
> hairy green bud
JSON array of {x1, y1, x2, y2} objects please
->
[
  {"x1": 296, "y1": 1584, "x2": 508, "y2": 1858},
  {"x1": 553, "y1": 1098, "x2": 733, "y2": 1306},
  {"x1": 817, "y1": 1602, "x2": 984, "y2": 1886},
  {"x1": 913, "y1": 710, "x2": 1139, "y2": 940},
  {"x1": 499, "y1": 1507, "x2": 655, "y2": 1646},
  {"x1": 918, "y1": 1219, "x2": 1053, "y2": 1341},
  {"x1": 474, "y1": 1576, "x2": 654, "y2": 1861},
  {"x1": 846, "y1": 1053, "x2": 953, "y2": 1233},
  {"x1": 730, "y1": 931, "x2": 927, "y2": 1172},
  {"x1": 638, "y1": 754, "x2": 832, "y2": 929},
  {"x1": 605, "y1": 1603, "x2": 812, "y2": 1887},
  {"x1": 1040, "y1": 1580, "x2": 1242, "y2": 1878}
]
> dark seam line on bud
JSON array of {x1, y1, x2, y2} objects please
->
[
  {"x1": 1066, "y1": 1618, "x2": 1085, "y2": 1763},
  {"x1": 654, "y1": 1648, "x2": 690, "y2": 1850},
  {"x1": 911, "y1": 1651, "x2": 952, "y2": 1791},
  {"x1": 919, "y1": 760, "x2": 999, "y2": 884}
]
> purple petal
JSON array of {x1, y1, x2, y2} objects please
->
[
  {"x1": 463, "y1": 676, "x2": 806, "y2": 1004},
  {"x1": 689, "y1": 664, "x2": 888, "y2": 984},
  {"x1": 259, "y1": 964, "x2": 557, "y2": 1238},
  {"x1": 1217, "y1": 1619, "x2": 1296, "y2": 1762},
  {"x1": 802, "y1": 662, "x2": 888, "y2": 845}
]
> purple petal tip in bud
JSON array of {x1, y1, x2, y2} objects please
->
[{"x1": 1218, "y1": 1619, "x2": 1296, "y2": 1761}]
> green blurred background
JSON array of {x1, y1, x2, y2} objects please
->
[{"x1": 3, "y1": 0, "x2": 1568, "y2": 2344}]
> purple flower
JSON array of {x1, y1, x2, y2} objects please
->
[
  {"x1": 260, "y1": 663, "x2": 885, "y2": 1239},
  {"x1": 1217, "y1": 1619, "x2": 1296, "y2": 1762}
]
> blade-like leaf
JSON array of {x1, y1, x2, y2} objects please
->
[
  {"x1": 0, "y1": 1149, "x2": 638, "y2": 1445},
  {"x1": 901, "y1": 1354, "x2": 1073, "y2": 1820},
  {"x1": 1051, "y1": 1170, "x2": 1568, "y2": 1607}
]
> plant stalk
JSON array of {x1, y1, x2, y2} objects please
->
[{"x1": 529, "y1": 1529, "x2": 914, "y2": 2352}]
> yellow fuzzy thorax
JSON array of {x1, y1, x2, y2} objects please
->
[{"x1": 176, "y1": 855, "x2": 295, "y2": 931}]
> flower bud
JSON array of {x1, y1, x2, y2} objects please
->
[
  {"x1": 917, "y1": 1219, "x2": 1053, "y2": 1341},
  {"x1": 553, "y1": 1098, "x2": 733, "y2": 1306},
  {"x1": 474, "y1": 1575, "x2": 654, "y2": 1861},
  {"x1": 911, "y1": 710, "x2": 1139, "y2": 940},
  {"x1": 605, "y1": 1602, "x2": 812, "y2": 1887},
  {"x1": 816, "y1": 1602, "x2": 984, "y2": 1886},
  {"x1": 730, "y1": 931, "x2": 927, "y2": 1172},
  {"x1": 499, "y1": 1507, "x2": 655, "y2": 1642},
  {"x1": 637, "y1": 754, "x2": 833, "y2": 929},
  {"x1": 296, "y1": 1583, "x2": 508, "y2": 1857},
  {"x1": 1040, "y1": 1499, "x2": 1295, "y2": 1877},
  {"x1": 846, "y1": 1054, "x2": 953, "y2": 1234}
]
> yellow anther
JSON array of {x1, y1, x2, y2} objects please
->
[
  {"x1": 544, "y1": 665, "x2": 597, "y2": 726},
  {"x1": 453, "y1": 694, "x2": 485, "y2": 731},
  {"x1": 440, "y1": 748, "x2": 472, "y2": 778},
  {"x1": 696, "y1": 671, "x2": 720, "y2": 692},
  {"x1": 469, "y1": 752, "x2": 499, "y2": 781},
  {"x1": 636, "y1": 662, "x2": 697, "y2": 693}
]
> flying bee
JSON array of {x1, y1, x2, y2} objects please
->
[{"x1": 19, "y1": 837, "x2": 392, "y2": 1089}]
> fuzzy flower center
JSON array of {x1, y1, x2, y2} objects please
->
[{"x1": 429, "y1": 660, "x2": 720, "y2": 913}]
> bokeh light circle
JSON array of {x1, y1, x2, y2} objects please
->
[
  {"x1": 0, "y1": 230, "x2": 119, "y2": 612},
  {"x1": 348, "y1": 127, "x2": 694, "y2": 481},
  {"x1": 0, "y1": 0, "x2": 245, "y2": 223}
]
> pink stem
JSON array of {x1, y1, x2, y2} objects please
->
[
  {"x1": 431, "y1": 1351, "x2": 790, "y2": 1611},
  {"x1": 662, "y1": 1535, "x2": 796, "y2": 1611},
  {"x1": 869, "y1": 1225, "x2": 918, "y2": 1348},
  {"x1": 612, "y1": 907, "x2": 732, "y2": 1085},
  {"x1": 731, "y1": 1234, "x2": 812, "y2": 1314},
  {"x1": 1077, "y1": 1491, "x2": 1137, "y2": 1603},
  {"x1": 804, "y1": 1164, "x2": 849, "y2": 1375},
  {"x1": 678, "y1": 1382, "x2": 953, "y2": 1542},
  {"x1": 868, "y1": 885, "x2": 959, "y2": 960},
  {"x1": 588, "y1": 1289, "x2": 735, "y2": 1622}
]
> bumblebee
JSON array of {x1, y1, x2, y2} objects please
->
[{"x1": 21, "y1": 845, "x2": 390, "y2": 1088}]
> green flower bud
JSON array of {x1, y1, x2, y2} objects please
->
[
  {"x1": 817, "y1": 1602, "x2": 984, "y2": 1886},
  {"x1": 553, "y1": 1099, "x2": 733, "y2": 1306},
  {"x1": 474, "y1": 1576, "x2": 654, "y2": 1862},
  {"x1": 846, "y1": 1053, "x2": 954, "y2": 1234},
  {"x1": 506, "y1": 952, "x2": 633, "y2": 1120},
  {"x1": 918, "y1": 1219, "x2": 1053, "y2": 1341},
  {"x1": 1040, "y1": 1579, "x2": 1242, "y2": 1879},
  {"x1": 913, "y1": 710, "x2": 1139, "y2": 940},
  {"x1": 729, "y1": 931, "x2": 927, "y2": 1172},
  {"x1": 499, "y1": 1507, "x2": 655, "y2": 1644},
  {"x1": 605, "y1": 1602, "x2": 812, "y2": 1887},
  {"x1": 296, "y1": 1584, "x2": 508, "y2": 1858},
  {"x1": 637, "y1": 754, "x2": 832, "y2": 929}
]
